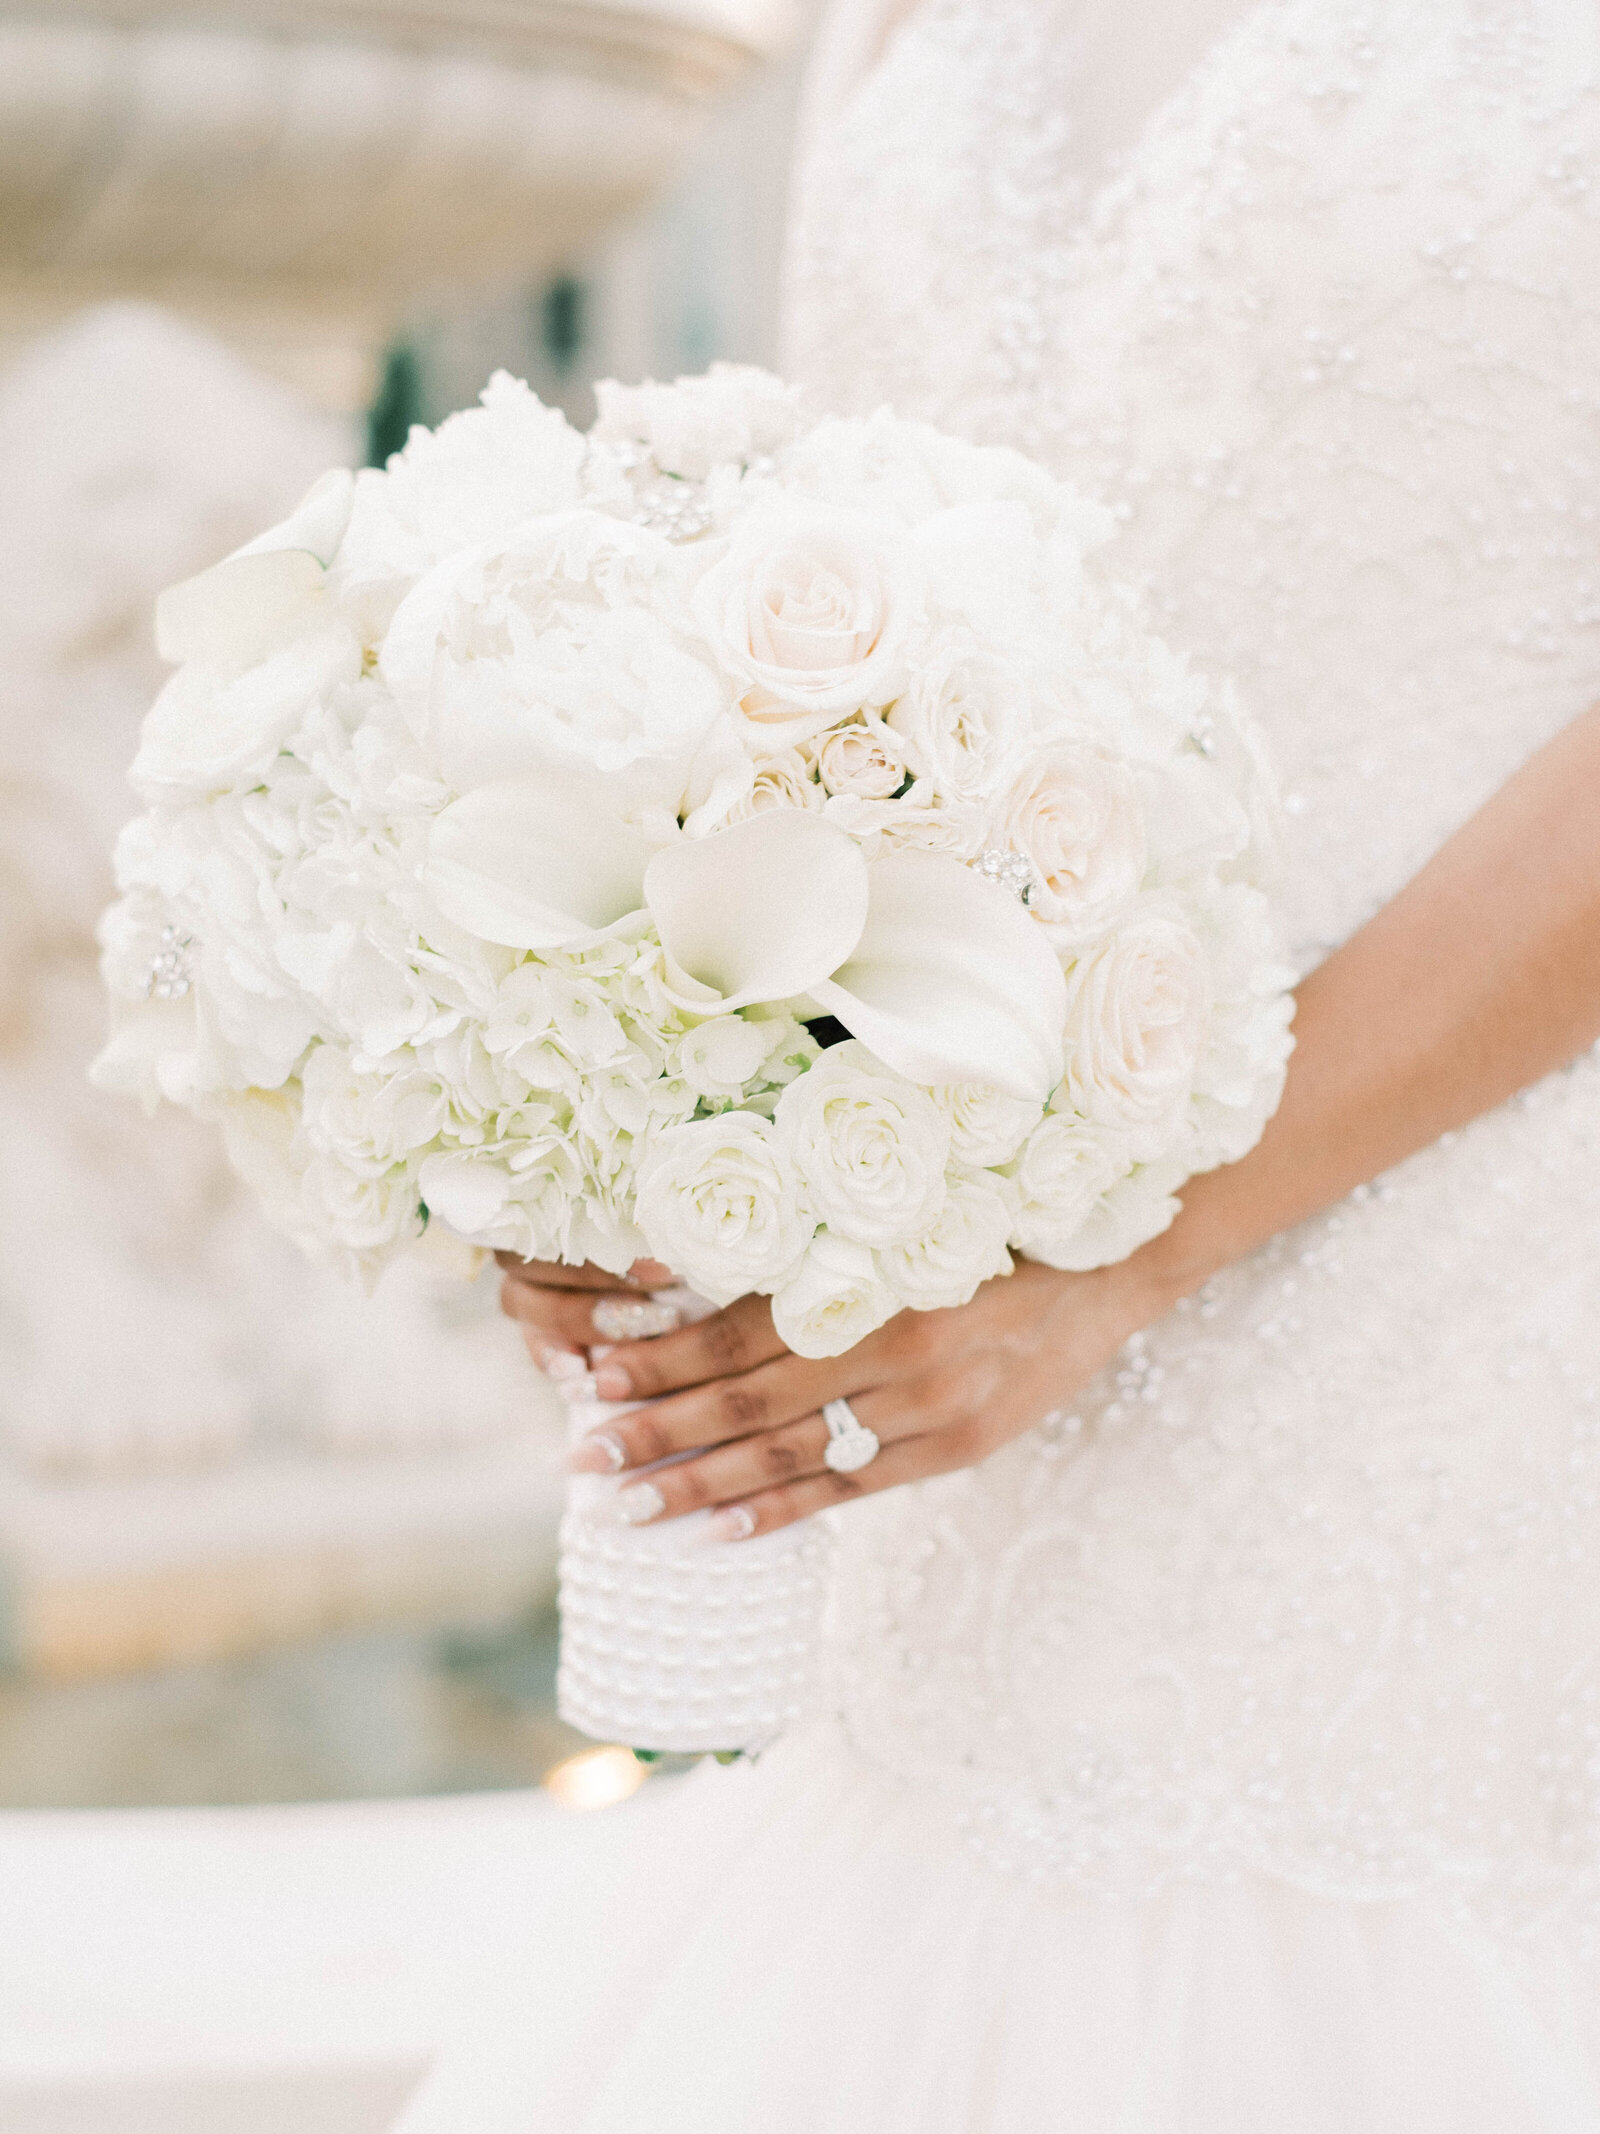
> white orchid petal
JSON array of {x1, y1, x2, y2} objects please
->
[
  {"x1": 154, "y1": 470, "x2": 355, "y2": 668},
  {"x1": 424, "y1": 771, "x2": 654, "y2": 950},
  {"x1": 811, "y1": 852, "x2": 1067, "y2": 1101},
  {"x1": 644, "y1": 810, "x2": 869, "y2": 1012}
]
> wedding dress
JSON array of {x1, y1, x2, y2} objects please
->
[{"x1": 395, "y1": 4, "x2": 1600, "y2": 2126}]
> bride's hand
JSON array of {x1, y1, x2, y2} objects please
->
[{"x1": 497, "y1": 1254, "x2": 1163, "y2": 1538}]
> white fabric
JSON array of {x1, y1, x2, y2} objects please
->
[{"x1": 406, "y1": 3, "x2": 1600, "y2": 2123}]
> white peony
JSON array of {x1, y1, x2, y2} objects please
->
[
  {"x1": 877, "y1": 1171, "x2": 1014, "y2": 1311},
  {"x1": 634, "y1": 1111, "x2": 811, "y2": 1306},
  {"x1": 993, "y1": 739, "x2": 1147, "y2": 946},
  {"x1": 692, "y1": 505, "x2": 915, "y2": 749},
  {"x1": 382, "y1": 511, "x2": 726, "y2": 811},
  {"x1": 1058, "y1": 903, "x2": 1211, "y2": 1159},
  {"x1": 774, "y1": 1040, "x2": 949, "y2": 1249},
  {"x1": 771, "y1": 1231, "x2": 901, "y2": 1360}
]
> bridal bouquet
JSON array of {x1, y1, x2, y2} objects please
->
[
  {"x1": 94, "y1": 364, "x2": 1291, "y2": 1352},
  {"x1": 95, "y1": 364, "x2": 1292, "y2": 1753}
]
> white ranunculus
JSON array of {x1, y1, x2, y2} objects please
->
[
  {"x1": 131, "y1": 625, "x2": 362, "y2": 799},
  {"x1": 381, "y1": 511, "x2": 726, "y2": 808},
  {"x1": 887, "y1": 634, "x2": 1030, "y2": 800},
  {"x1": 692, "y1": 505, "x2": 915, "y2": 749},
  {"x1": 675, "y1": 1015, "x2": 774, "y2": 1100},
  {"x1": 593, "y1": 363, "x2": 801, "y2": 480},
  {"x1": 930, "y1": 1080, "x2": 1040, "y2": 1167},
  {"x1": 1007, "y1": 1114, "x2": 1127, "y2": 1264},
  {"x1": 771, "y1": 1230, "x2": 901, "y2": 1358},
  {"x1": 1058, "y1": 903, "x2": 1210, "y2": 1159},
  {"x1": 634, "y1": 1111, "x2": 811, "y2": 1306},
  {"x1": 812, "y1": 718, "x2": 907, "y2": 800},
  {"x1": 774, "y1": 1041, "x2": 949, "y2": 1249},
  {"x1": 993, "y1": 739, "x2": 1147, "y2": 947},
  {"x1": 877, "y1": 1171, "x2": 1014, "y2": 1311}
]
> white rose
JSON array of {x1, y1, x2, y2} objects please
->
[
  {"x1": 1058, "y1": 904, "x2": 1210, "y2": 1160},
  {"x1": 812, "y1": 719, "x2": 906, "y2": 800},
  {"x1": 929, "y1": 1080, "x2": 1039, "y2": 1167},
  {"x1": 774, "y1": 1041, "x2": 949, "y2": 1248},
  {"x1": 887, "y1": 635, "x2": 1030, "y2": 800},
  {"x1": 771, "y1": 1231, "x2": 900, "y2": 1359},
  {"x1": 131, "y1": 624, "x2": 361, "y2": 800},
  {"x1": 381, "y1": 511, "x2": 726, "y2": 808},
  {"x1": 634, "y1": 1111, "x2": 810, "y2": 1306},
  {"x1": 821, "y1": 781, "x2": 985, "y2": 862},
  {"x1": 1007, "y1": 1114, "x2": 1127, "y2": 1265},
  {"x1": 878, "y1": 1172, "x2": 1014, "y2": 1311},
  {"x1": 592, "y1": 364, "x2": 801, "y2": 480},
  {"x1": 301, "y1": 1153, "x2": 417, "y2": 1256},
  {"x1": 994, "y1": 739, "x2": 1147, "y2": 946},
  {"x1": 723, "y1": 750, "x2": 824, "y2": 824},
  {"x1": 1030, "y1": 1159, "x2": 1186, "y2": 1273},
  {"x1": 692, "y1": 506, "x2": 914, "y2": 749},
  {"x1": 676, "y1": 1015, "x2": 775, "y2": 1100}
]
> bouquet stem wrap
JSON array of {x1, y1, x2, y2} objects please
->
[{"x1": 556, "y1": 1290, "x2": 832, "y2": 1756}]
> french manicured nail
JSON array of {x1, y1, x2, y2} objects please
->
[
  {"x1": 709, "y1": 1505, "x2": 757, "y2": 1543},
  {"x1": 593, "y1": 1365, "x2": 631, "y2": 1400},
  {"x1": 556, "y1": 1372, "x2": 600, "y2": 1406},
  {"x1": 570, "y1": 1431, "x2": 626, "y2": 1475},
  {"x1": 540, "y1": 1348, "x2": 587, "y2": 1383},
  {"x1": 617, "y1": 1482, "x2": 666, "y2": 1525},
  {"x1": 627, "y1": 1259, "x2": 674, "y2": 1288}
]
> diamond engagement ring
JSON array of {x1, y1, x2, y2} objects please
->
[
  {"x1": 591, "y1": 1297, "x2": 681, "y2": 1343},
  {"x1": 821, "y1": 1397, "x2": 880, "y2": 1475}
]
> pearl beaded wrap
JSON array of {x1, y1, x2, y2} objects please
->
[{"x1": 557, "y1": 1291, "x2": 830, "y2": 1754}]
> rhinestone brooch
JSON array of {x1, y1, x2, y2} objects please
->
[
  {"x1": 973, "y1": 848, "x2": 1041, "y2": 905},
  {"x1": 145, "y1": 924, "x2": 197, "y2": 1001}
]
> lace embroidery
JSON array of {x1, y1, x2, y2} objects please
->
[{"x1": 787, "y1": 0, "x2": 1600, "y2": 1947}]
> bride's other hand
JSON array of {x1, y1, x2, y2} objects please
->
[
  {"x1": 496, "y1": 1255, "x2": 676, "y2": 1376},
  {"x1": 505, "y1": 1256, "x2": 1162, "y2": 1539}
]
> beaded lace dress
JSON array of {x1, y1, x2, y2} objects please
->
[
  {"x1": 787, "y1": 0, "x2": 1600, "y2": 1947},
  {"x1": 393, "y1": 7, "x2": 1600, "y2": 2129}
]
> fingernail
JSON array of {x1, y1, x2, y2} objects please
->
[
  {"x1": 570, "y1": 1430, "x2": 627, "y2": 1476},
  {"x1": 709, "y1": 1505, "x2": 757, "y2": 1543},
  {"x1": 593, "y1": 1365, "x2": 631, "y2": 1400},
  {"x1": 556, "y1": 1372, "x2": 601, "y2": 1406},
  {"x1": 540, "y1": 1348, "x2": 588, "y2": 1383},
  {"x1": 628, "y1": 1259, "x2": 674, "y2": 1288},
  {"x1": 617, "y1": 1482, "x2": 666, "y2": 1525},
  {"x1": 592, "y1": 1297, "x2": 680, "y2": 1343}
]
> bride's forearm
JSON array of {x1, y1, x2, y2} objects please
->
[{"x1": 1129, "y1": 701, "x2": 1600, "y2": 1308}]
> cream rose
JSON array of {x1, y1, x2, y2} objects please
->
[
  {"x1": 878, "y1": 1171, "x2": 1014, "y2": 1311},
  {"x1": 887, "y1": 634, "x2": 1029, "y2": 800},
  {"x1": 994, "y1": 740, "x2": 1147, "y2": 945},
  {"x1": 633, "y1": 1111, "x2": 810, "y2": 1306},
  {"x1": 812, "y1": 719, "x2": 906, "y2": 800},
  {"x1": 771, "y1": 1231, "x2": 900, "y2": 1358},
  {"x1": 1029, "y1": 1158, "x2": 1186, "y2": 1272},
  {"x1": 1007, "y1": 1114, "x2": 1126, "y2": 1265},
  {"x1": 1058, "y1": 903, "x2": 1209, "y2": 1159},
  {"x1": 692, "y1": 506, "x2": 913, "y2": 749},
  {"x1": 930, "y1": 1080, "x2": 1040, "y2": 1167},
  {"x1": 774, "y1": 1042, "x2": 950, "y2": 1249}
]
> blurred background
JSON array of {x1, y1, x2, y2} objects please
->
[{"x1": 0, "y1": 0, "x2": 818, "y2": 1816}]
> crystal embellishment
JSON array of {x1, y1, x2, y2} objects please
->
[
  {"x1": 145, "y1": 924, "x2": 197, "y2": 1001},
  {"x1": 973, "y1": 847, "x2": 1040, "y2": 905}
]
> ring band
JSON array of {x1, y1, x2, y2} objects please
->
[{"x1": 821, "y1": 1397, "x2": 880, "y2": 1475}]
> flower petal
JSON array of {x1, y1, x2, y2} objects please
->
[
  {"x1": 644, "y1": 810, "x2": 869, "y2": 1012},
  {"x1": 154, "y1": 469, "x2": 355, "y2": 669},
  {"x1": 424, "y1": 770, "x2": 655, "y2": 950},
  {"x1": 811, "y1": 851, "x2": 1067, "y2": 1100}
]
